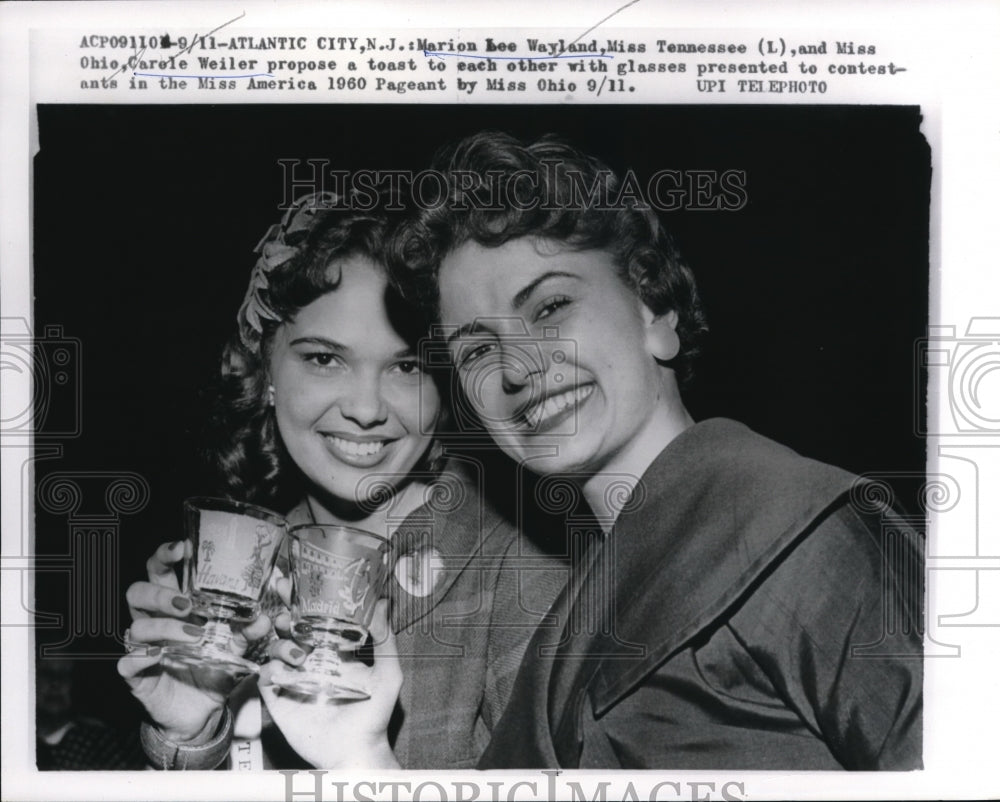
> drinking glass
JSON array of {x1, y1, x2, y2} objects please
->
[
  {"x1": 271, "y1": 524, "x2": 391, "y2": 699},
  {"x1": 161, "y1": 497, "x2": 286, "y2": 678}
]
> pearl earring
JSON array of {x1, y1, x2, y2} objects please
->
[{"x1": 267, "y1": 385, "x2": 275, "y2": 406}]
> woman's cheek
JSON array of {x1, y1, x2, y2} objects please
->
[{"x1": 415, "y1": 380, "x2": 442, "y2": 433}]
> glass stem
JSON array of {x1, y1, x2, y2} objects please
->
[
  {"x1": 201, "y1": 619, "x2": 234, "y2": 653},
  {"x1": 304, "y1": 636, "x2": 343, "y2": 677}
]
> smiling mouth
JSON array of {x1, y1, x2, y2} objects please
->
[
  {"x1": 322, "y1": 434, "x2": 391, "y2": 460},
  {"x1": 520, "y1": 384, "x2": 595, "y2": 430}
]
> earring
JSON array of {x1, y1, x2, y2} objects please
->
[{"x1": 267, "y1": 384, "x2": 275, "y2": 406}]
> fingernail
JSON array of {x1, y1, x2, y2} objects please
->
[
  {"x1": 290, "y1": 648, "x2": 305, "y2": 660},
  {"x1": 171, "y1": 595, "x2": 190, "y2": 611},
  {"x1": 183, "y1": 624, "x2": 204, "y2": 637},
  {"x1": 147, "y1": 646, "x2": 162, "y2": 657},
  {"x1": 169, "y1": 540, "x2": 182, "y2": 550}
]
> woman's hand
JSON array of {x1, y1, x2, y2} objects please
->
[
  {"x1": 258, "y1": 599, "x2": 402, "y2": 769},
  {"x1": 116, "y1": 540, "x2": 272, "y2": 745}
]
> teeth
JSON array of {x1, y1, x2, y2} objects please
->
[
  {"x1": 327, "y1": 436, "x2": 385, "y2": 458},
  {"x1": 524, "y1": 385, "x2": 594, "y2": 429}
]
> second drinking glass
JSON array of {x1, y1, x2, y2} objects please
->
[{"x1": 271, "y1": 523, "x2": 391, "y2": 699}]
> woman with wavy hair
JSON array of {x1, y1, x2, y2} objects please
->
[
  {"x1": 117, "y1": 192, "x2": 565, "y2": 770},
  {"x1": 395, "y1": 131, "x2": 924, "y2": 771}
]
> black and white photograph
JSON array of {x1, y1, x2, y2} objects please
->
[
  {"x1": 32, "y1": 101, "x2": 927, "y2": 767},
  {"x1": 3, "y1": 3, "x2": 1000, "y2": 801}
]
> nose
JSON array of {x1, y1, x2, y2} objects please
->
[
  {"x1": 338, "y1": 370, "x2": 389, "y2": 428},
  {"x1": 499, "y1": 340, "x2": 547, "y2": 394}
]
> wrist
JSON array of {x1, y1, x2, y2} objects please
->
[
  {"x1": 159, "y1": 707, "x2": 224, "y2": 747},
  {"x1": 141, "y1": 706, "x2": 233, "y2": 770},
  {"x1": 317, "y1": 735, "x2": 399, "y2": 770}
]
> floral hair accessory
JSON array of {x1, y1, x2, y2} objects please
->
[{"x1": 237, "y1": 191, "x2": 343, "y2": 351}]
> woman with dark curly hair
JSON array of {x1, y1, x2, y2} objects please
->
[{"x1": 117, "y1": 193, "x2": 566, "y2": 770}]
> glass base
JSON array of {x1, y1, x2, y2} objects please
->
[
  {"x1": 161, "y1": 641, "x2": 260, "y2": 679},
  {"x1": 269, "y1": 664, "x2": 371, "y2": 700}
]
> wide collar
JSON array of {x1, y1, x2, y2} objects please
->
[
  {"x1": 479, "y1": 418, "x2": 858, "y2": 768},
  {"x1": 581, "y1": 418, "x2": 857, "y2": 715}
]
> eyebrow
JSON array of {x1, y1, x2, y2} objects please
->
[
  {"x1": 446, "y1": 271, "x2": 580, "y2": 345},
  {"x1": 446, "y1": 320, "x2": 490, "y2": 345},
  {"x1": 289, "y1": 336, "x2": 351, "y2": 353},
  {"x1": 511, "y1": 271, "x2": 579, "y2": 310}
]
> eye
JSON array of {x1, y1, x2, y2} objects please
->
[
  {"x1": 302, "y1": 351, "x2": 342, "y2": 369},
  {"x1": 391, "y1": 359, "x2": 423, "y2": 376},
  {"x1": 457, "y1": 340, "x2": 498, "y2": 370},
  {"x1": 535, "y1": 295, "x2": 571, "y2": 321}
]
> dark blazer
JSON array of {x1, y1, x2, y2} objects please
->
[{"x1": 479, "y1": 419, "x2": 924, "y2": 770}]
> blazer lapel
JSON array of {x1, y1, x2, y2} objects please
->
[{"x1": 390, "y1": 455, "x2": 514, "y2": 632}]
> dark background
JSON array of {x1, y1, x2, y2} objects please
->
[{"x1": 32, "y1": 104, "x2": 930, "y2": 741}]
